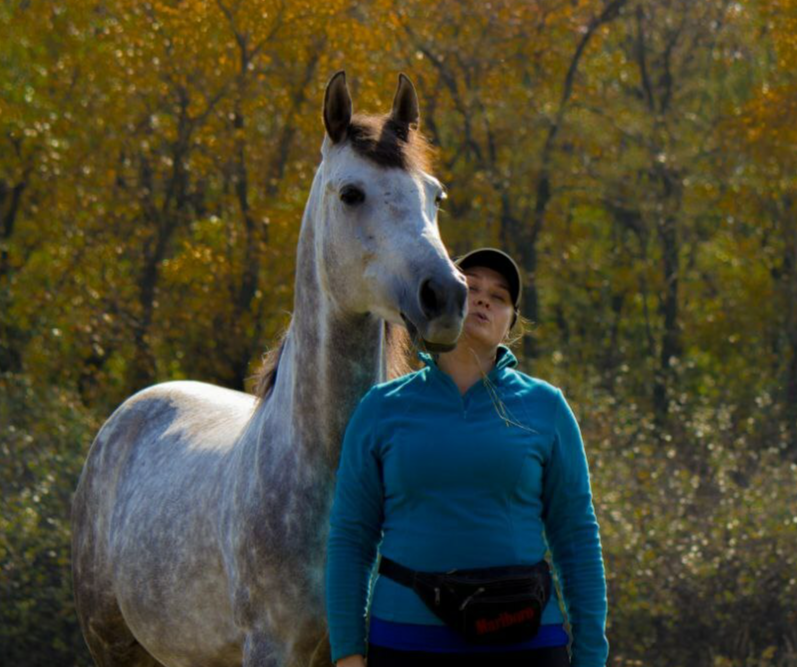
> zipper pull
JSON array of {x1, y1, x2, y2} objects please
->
[
  {"x1": 458, "y1": 587, "x2": 486, "y2": 611},
  {"x1": 435, "y1": 587, "x2": 441, "y2": 606}
]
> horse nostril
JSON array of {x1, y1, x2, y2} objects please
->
[{"x1": 419, "y1": 278, "x2": 440, "y2": 319}]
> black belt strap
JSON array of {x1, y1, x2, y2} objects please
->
[
  {"x1": 378, "y1": 556, "x2": 423, "y2": 588},
  {"x1": 379, "y1": 555, "x2": 550, "y2": 588}
]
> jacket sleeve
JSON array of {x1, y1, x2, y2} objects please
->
[
  {"x1": 325, "y1": 389, "x2": 385, "y2": 663},
  {"x1": 541, "y1": 388, "x2": 609, "y2": 667}
]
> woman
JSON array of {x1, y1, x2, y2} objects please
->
[{"x1": 325, "y1": 248, "x2": 608, "y2": 667}]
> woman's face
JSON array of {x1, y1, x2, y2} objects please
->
[{"x1": 461, "y1": 265, "x2": 514, "y2": 349}]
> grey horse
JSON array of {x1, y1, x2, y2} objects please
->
[{"x1": 71, "y1": 71, "x2": 468, "y2": 667}]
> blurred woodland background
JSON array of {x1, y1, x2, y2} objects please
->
[{"x1": 1, "y1": 0, "x2": 796, "y2": 665}]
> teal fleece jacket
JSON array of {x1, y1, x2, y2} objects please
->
[{"x1": 325, "y1": 345, "x2": 608, "y2": 666}]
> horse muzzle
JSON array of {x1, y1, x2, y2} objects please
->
[{"x1": 400, "y1": 272, "x2": 467, "y2": 352}]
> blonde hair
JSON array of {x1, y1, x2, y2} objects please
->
[
  {"x1": 503, "y1": 312, "x2": 534, "y2": 349},
  {"x1": 464, "y1": 322, "x2": 541, "y2": 435}
]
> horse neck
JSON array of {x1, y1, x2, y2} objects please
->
[{"x1": 266, "y1": 172, "x2": 386, "y2": 470}]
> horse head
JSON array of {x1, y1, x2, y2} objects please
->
[{"x1": 315, "y1": 71, "x2": 467, "y2": 352}]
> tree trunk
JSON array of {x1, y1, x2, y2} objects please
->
[
  {"x1": 514, "y1": 0, "x2": 627, "y2": 360},
  {"x1": 128, "y1": 92, "x2": 193, "y2": 392},
  {"x1": 781, "y1": 195, "x2": 797, "y2": 456},
  {"x1": 652, "y1": 163, "x2": 683, "y2": 427},
  {"x1": 227, "y1": 44, "x2": 325, "y2": 390},
  {"x1": 0, "y1": 180, "x2": 26, "y2": 281},
  {"x1": 0, "y1": 179, "x2": 27, "y2": 373}
]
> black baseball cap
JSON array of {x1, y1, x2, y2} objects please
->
[{"x1": 454, "y1": 247, "x2": 522, "y2": 325}]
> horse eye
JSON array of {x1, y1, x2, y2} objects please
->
[
  {"x1": 340, "y1": 186, "x2": 365, "y2": 205},
  {"x1": 435, "y1": 189, "x2": 447, "y2": 206}
]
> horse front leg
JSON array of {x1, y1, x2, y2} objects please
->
[
  {"x1": 282, "y1": 623, "x2": 331, "y2": 667},
  {"x1": 242, "y1": 632, "x2": 281, "y2": 667},
  {"x1": 308, "y1": 630, "x2": 332, "y2": 667},
  {"x1": 243, "y1": 628, "x2": 329, "y2": 667},
  {"x1": 284, "y1": 622, "x2": 331, "y2": 667}
]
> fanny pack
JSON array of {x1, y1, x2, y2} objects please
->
[{"x1": 378, "y1": 556, "x2": 552, "y2": 645}]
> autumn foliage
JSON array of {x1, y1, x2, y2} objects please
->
[{"x1": 1, "y1": 0, "x2": 796, "y2": 665}]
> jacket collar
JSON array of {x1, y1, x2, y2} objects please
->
[{"x1": 417, "y1": 344, "x2": 518, "y2": 382}]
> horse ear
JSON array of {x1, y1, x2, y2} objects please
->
[
  {"x1": 323, "y1": 70, "x2": 352, "y2": 144},
  {"x1": 390, "y1": 73, "x2": 420, "y2": 130}
]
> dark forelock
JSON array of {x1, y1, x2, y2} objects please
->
[{"x1": 345, "y1": 113, "x2": 434, "y2": 173}]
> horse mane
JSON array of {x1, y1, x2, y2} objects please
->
[
  {"x1": 346, "y1": 113, "x2": 435, "y2": 173},
  {"x1": 254, "y1": 333, "x2": 287, "y2": 401},
  {"x1": 253, "y1": 322, "x2": 416, "y2": 401},
  {"x1": 384, "y1": 321, "x2": 416, "y2": 379}
]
